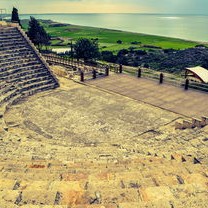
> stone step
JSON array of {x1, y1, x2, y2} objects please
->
[
  {"x1": 0, "y1": 54, "x2": 37, "y2": 65},
  {"x1": 0, "y1": 63, "x2": 42, "y2": 78},
  {"x1": 0, "y1": 44, "x2": 28, "y2": 52},
  {"x1": 0, "y1": 88, "x2": 18, "y2": 105},
  {"x1": 0, "y1": 42, "x2": 28, "y2": 49},
  {"x1": 0, "y1": 84, "x2": 15, "y2": 95},
  {"x1": 0, "y1": 181, "x2": 206, "y2": 207},
  {"x1": 0, "y1": 162, "x2": 206, "y2": 187},
  {"x1": 5, "y1": 69, "x2": 49, "y2": 84},
  {"x1": 0, "y1": 50, "x2": 34, "y2": 58},
  {"x1": 0, "y1": 46, "x2": 31, "y2": 54},
  {"x1": 0, "y1": 59, "x2": 39, "y2": 69}
]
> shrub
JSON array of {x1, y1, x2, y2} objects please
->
[
  {"x1": 117, "y1": 40, "x2": 122, "y2": 44},
  {"x1": 131, "y1": 41, "x2": 141, "y2": 45}
]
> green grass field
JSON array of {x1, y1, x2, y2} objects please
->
[{"x1": 22, "y1": 19, "x2": 207, "y2": 54}]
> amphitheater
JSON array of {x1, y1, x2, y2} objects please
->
[{"x1": 0, "y1": 22, "x2": 208, "y2": 208}]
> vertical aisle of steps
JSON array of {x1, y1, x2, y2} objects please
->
[{"x1": 0, "y1": 23, "x2": 59, "y2": 110}]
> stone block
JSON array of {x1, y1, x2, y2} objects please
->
[
  {"x1": 183, "y1": 120, "x2": 192, "y2": 129},
  {"x1": 139, "y1": 186, "x2": 174, "y2": 202},
  {"x1": 175, "y1": 122, "x2": 183, "y2": 130},
  {"x1": 201, "y1": 116, "x2": 208, "y2": 127},
  {"x1": 192, "y1": 118, "x2": 202, "y2": 128},
  {"x1": 20, "y1": 190, "x2": 57, "y2": 205}
]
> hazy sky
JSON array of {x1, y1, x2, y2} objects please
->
[{"x1": 1, "y1": 0, "x2": 207, "y2": 14}]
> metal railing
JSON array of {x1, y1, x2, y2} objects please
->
[
  {"x1": 188, "y1": 81, "x2": 208, "y2": 92},
  {"x1": 42, "y1": 54, "x2": 208, "y2": 93},
  {"x1": 43, "y1": 54, "x2": 109, "y2": 81}
]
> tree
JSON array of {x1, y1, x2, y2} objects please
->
[
  {"x1": 74, "y1": 38, "x2": 100, "y2": 62},
  {"x1": 117, "y1": 49, "x2": 128, "y2": 57},
  {"x1": 202, "y1": 57, "x2": 208, "y2": 69},
  {"x1": 117, "y1": 49, "x2": 129, "y2": 65},
  {"x1": 101, "y1": 51, "x2": 116, "y2": 63},
  {"x1": 27, "y1": 17, "x2": 50, "y2": 49},
  {"x1": 11, "y1": 7, "x2": 21, "y2": 26}
]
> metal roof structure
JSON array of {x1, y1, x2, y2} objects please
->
[{"x1": 186, "y1": 66, "x2": 208, "y2": 83}]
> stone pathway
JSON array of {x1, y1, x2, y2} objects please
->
[{"x1": 87, "y1": 74, "x2": 208, "y2": 118}]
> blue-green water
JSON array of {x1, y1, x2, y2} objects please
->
[{"x1": 14, "y1": 13, "x2": 208, "y2": 42}]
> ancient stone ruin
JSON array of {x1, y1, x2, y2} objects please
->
[{"x1": 0, "y1": 22, "x2": 207, "y2": 208}]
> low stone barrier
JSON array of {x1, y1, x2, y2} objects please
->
[{"x1": 175, "y1": 116, "x2": 208, "y2": 130}]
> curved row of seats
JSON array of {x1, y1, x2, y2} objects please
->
[
  {"x1": 0, "y1": 24, "x2": 59, "y2": 107},
  {"x1": 0, "y1": 143, "x2": 207, "y2": 207}
]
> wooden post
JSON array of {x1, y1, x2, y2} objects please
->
[
  {"x1": 119, "y1": 64, "x2": 123, "y2": 73},
  {"x1": 70, "y1": 40, "x2": 74, "y2": 64},
  {"x1": 159, "y1": 73, "x2": 164, "y2": 84},
  {"x1": 137, "y1": 68, "x2": 141, "y2": 78},
  {"x1": 185, "y1": 79, "x2": 189, "y2": 90},
  {"x1": 80, "y1": 71, "x2": 84, "y2": 82},
  {"x1": 93, "y1": 69, "x2": 97, "y2": 79},
  {"x1": 105, "y1": 66, "x2": 109, "y2": 76}
]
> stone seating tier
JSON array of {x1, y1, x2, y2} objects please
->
[
  {"x1": 0, "y1": 65, "x2": 47, "y2": 79},
  {"x1": 0, "y1": 24, "x2": 59, "y2": 106},
  {"x1": 0, "y1": 60, "x2": 40, "y2": 70},
  {"x1": 0, "y1": 155, "x2": 207, "y2": 207},
  {"x1": 6, "y1": 71, "x2": 51, "y2": 84},
  {"x1": 0, "y1": 62, "x2": 42, "y2": 73},
  {"x1": 0, "y1": 43, "x2": 27, "y2": 49},
  {"x1": 0, "y1": 51, "x2": 38, "y2": 59}
]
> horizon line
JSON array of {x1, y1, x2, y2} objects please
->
[{"x1": 3, "y1": 12, "x2": 208, "y2": 16}]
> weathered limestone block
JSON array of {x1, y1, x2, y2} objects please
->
[
  {"x1": 201, "y1": 116, "x2": 208, "y2": 127},
  {"x1": 0, "y1": 190, "x2": 20, "y2": 205},
  {"x1": 0, "y1": 179, "x2": 16, "y2": 190},
  {"x1": 175, "y1": 122, "x2": 184, "y2": 130},
  {"x1": 192, "y1": 118, "x2": 202, "y2": 128},
  {"x1": 183, "y1": 120, "x2": 193, "y2": 129},
  {"x1": 20, "y1": 190, "x2": 57, "y2": 205},
  {"x1": 139, "y1": 186, "x2": 174, "y2": 202},
  {"x1": 184, "y1": 173, "x2": 208, "y2": 188},
  {"x1": 171, "y1": 153, "x2": 184, "y2": 162}
]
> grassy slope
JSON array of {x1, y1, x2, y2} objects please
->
[{"x1": 22, "y1": 19, "x2": 206, "y2": 53}]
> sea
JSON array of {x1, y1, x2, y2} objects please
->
[{"x1": 7, "y1": 13, "x2": 208, "y2": 42}]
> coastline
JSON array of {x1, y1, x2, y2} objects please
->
[
  {"x1": 18, "y1": 13, "x2": 208, "y2": 43},
  {"x1": 21, "y1": 19, "x2": 207, "y2": 53},
  {"x1": 55, "y1": 21, "x2": 208, "y2": 45}
]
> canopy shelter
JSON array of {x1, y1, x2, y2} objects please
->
[{"x1": 184, "y1": 66, "x2": 208, "y2": 83}]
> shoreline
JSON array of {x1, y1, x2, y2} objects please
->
[
  {"x1": 18, "y1": 13, "x2": 208, "y2": 43},
  {"x1": 21, "y1": 19, "x2": 208, "y2": 53},
  {"x1": 22, "y1": 18, "x2": 208, "y2": 45},
  {"x1": 59, "y1": 22, "x2": 208, "y2": 44}
]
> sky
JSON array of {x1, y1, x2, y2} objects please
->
[{"x1": 0, "y1": 0, "x2": 208, "y2": 14}]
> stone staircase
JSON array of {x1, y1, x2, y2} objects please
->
[{"x1": 0, "y1": 22, "x2": 59, "y2": 110}]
